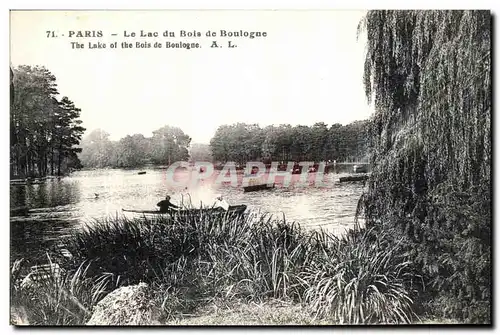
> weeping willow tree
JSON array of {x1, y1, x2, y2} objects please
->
[{"x1": 358, "y1": 11, "x2": 491, "y2": 322}]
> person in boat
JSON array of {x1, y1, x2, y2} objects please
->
[
  {"x1": 213, "y1": 194, "x2": 229, "y2": 211},
  {"x1": 157, "y1": 195, "x2": 180, "y2": 213}
]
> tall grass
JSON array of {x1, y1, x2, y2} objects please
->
[
  {"x1": 302, "y1": 226, "x2": 418, "y2": 324},
  {"x1": 11, "y1": 211, "x2": 420, "y2": 325},
  {"x1": 10, "y1": 256, "x2": 116, "y2": 325}
]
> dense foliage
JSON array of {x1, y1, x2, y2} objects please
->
[
  {"x1": 358, "y1": 10, "x2": 491, "y2": 322},
  {"x1": 10, "y1": 66, "x2": 86, "y2": 178},
  {"x1": 210, "y1": 121, "x2": 370, "y2": 164},
  {"x1": 79, "y1": 126, "x2": 191, "y2": 168}
]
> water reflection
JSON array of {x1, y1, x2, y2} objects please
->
[
  {"x1": 11, "y1": 184, "x2": 26, "y2": 207},
  {"x1": 11, "y1": 181, "x2": 81, "y2": 209},
  {"x1": 10, "y1": 168, "x2": 365, "y2": 263}
]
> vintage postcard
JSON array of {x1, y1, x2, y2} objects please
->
[{"x1": 9, "y1": 9, "x2": 491, "y2": 326}]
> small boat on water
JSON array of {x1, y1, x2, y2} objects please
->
[
  {"x1": 122, "y1": 204, "x2": 248, "y2": 218},
  {"x1": 243, "y1": 183, "x2": 275, "y2": 193},
  {"x1": 338, "y1": 173, "x2": 370, "y2": 183},
  {"x1": 243, "y1": 174, "x2": 275, "y2": 193},
  {"x1": 138, "y1": 171, "x2": 147, "y2": 175}
]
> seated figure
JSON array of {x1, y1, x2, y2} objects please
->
[{"x1": 213, "y1": 194, "x2": 229, "y2": 211}]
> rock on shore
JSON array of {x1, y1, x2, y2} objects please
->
[{"x1": 87, "y1": 282, "x2": 162, "y2": 326}]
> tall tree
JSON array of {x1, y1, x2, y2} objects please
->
[
  {"x1": 113, "y1": 134, "x2": 149, "y2": 167},
  {"x1": 310, "y1": 122, "x2": 329, "y2": 161},
  {"x1": 150, "y1": 126, "x2": 191, "y2": 165},
  {"x1": 10, "y1": 67, "x2": 14, "y2": 106},
  {"x1": 358, "y1": 10, "x2": 491, "y2": 322},
  {"x1": 10, "y1": 65, "x2": 83, "y2": 178},
  {"x1": 210, "y1": 125, "x2": 236, "y2": 163},
  {"x1": 290, "y1": 125, "x2": 313, "y2": 161},
  {"x1": 324, "y1": 123, "x2": 343, "y2": 161},
  {"x1": 11, "y1": 66, "x2": 57, "y2": 177},
  {"x1": 53, "y1": 97, "x2": 86, "y2": 175},
  {"x1": 79, "y1": 129, "x2": 114, "y2": 168}
]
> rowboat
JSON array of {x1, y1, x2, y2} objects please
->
[
  {"x1": 122, "y1": 205, "x2": 247, "y2": 218},
  {"x1": 243, "y1": 175, "x2": 275, "y2": 193},
  {"x1": 243, "y1": 183, "x2": 275, "y2": 193},
  {"x1": 338, "y1": 173, "x2": 370, "y2": 183}
]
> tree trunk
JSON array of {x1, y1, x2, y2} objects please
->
[
  {"x1": 51, "y1": 147, "x2": 54, "y2": 175},
  {"x1": 38, "y1": 155, "x2": 43, "y2": 177},
  {"x1": 25, "y1": 154, "x2": 30, "y2": 177},
  {"x1": 57, "y1": 152, "x2": 62, "y2": 176}
]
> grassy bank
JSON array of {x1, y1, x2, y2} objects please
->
[{"x1": 11, "y1": 209, "x2": 476, "y2": 326}]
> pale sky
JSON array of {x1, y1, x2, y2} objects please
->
[{"x1": 10, "y1": 10, "x2": 374, "y2": 144}]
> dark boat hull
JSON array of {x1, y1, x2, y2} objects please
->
[
  {"x1": 122, "y1": 205, "x2": 247, "y2": 217},
  {"x1": 243, "y1": 183, "x2": 275, "y2": 193},
  {"x1": 338, "y1": 174, "x2": 370, "y2": 183}
]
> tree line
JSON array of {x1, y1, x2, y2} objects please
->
[
  {"x1": 11, "y1": 66, "x2": 368, "y2": 172},
  {"x1": 10, "y1": 66, "x2": 86, "y2": 178},
  {"x1": 209, "y1": 121, "x2": 370, "y2": 165},
  {"x1": 79, "y1": 120, "x2": 369, "y2": 169},
  {"x1": 78, "y1": 127, "x2": 191, "y2": 168}
]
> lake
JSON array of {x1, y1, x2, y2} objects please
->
[{"x1": 10, "y1": 167, "x2": 366, "y2": 264}]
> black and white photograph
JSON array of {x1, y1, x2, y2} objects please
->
[{"x1": 8, "y1": 9, "x2": 492, "y2": 326}]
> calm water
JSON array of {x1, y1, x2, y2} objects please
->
[{"x1": 10, "y1": 168, "x2": 365, "y2": 263}]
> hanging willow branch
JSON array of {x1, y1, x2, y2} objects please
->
[
  {"x1": 359, "y1": 10, "x2": 490, "y2": 217},
  {"x1": 357, "y1": 10, "x2": 491, "y2": 322}
]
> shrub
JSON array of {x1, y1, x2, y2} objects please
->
[{"x1": 301, "y1": 226, "x2": 418, "y2": 324}]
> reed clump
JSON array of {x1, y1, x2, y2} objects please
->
[{"x1": 11, "y1": 211, "x2": 420, "y2": 325}]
